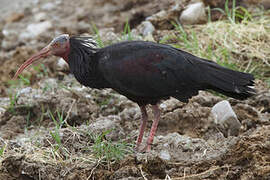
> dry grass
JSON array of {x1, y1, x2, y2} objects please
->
[
  {"x1": 161, "y1": 11, "x2": 270, "y2": 84},
  {"x1": 0, "y1": 124, "x2": 132, "y2": 175}
]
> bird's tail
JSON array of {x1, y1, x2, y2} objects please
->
[{"x1": 199, "y1": 59, "x2": 256, "y2": 100}]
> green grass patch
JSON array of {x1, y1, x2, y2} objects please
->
[
  {"x1": 122, "y1": 19, "x2": 133, "y2": 41},
  {"x1": 92, "y1": 130, "x2": 133, "y2": 163},
  {"x1": 49, "y1": 110, "x2": 65, "y2": 150},
  {"x1": 0, "y1": 145, "x2": 6, "y2": 157},
  {"x1": 92, "y1": 23, "x2": 105, "y2": 48}
]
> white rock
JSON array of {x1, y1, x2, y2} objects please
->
[
  {"x1": 34, "y1": 12, "x2": 47, "y2": 22},
  {"x1": 98, "y1": 28, "x2": 120, "y2": 43},
  {"x1": 2, "y1": 29, "x2": 10, "y2": 36},
  {"x1": 211, "y1": 100, "x2": 241, "y2": 136},
  {"x1": 159, "y1": 150, "x2": 171, "y2": 161},
  {"x1": 180, "y1": 2, "x2": 207, "y2": 25},
  {"x1": 20, "y1": 21, "x2": 52, "y2": 39},
  {"x1": 41, "y1": 2, "x2": 55, "y2": 11},
  {"x1": 57, "y1": 58, "x2": 68, "y2": 70},
  {"x1": 27, "y1": 21, "x2": 52, "y2": 36},
  {"x1": 18, "y1": 87, "x2": 32, "y2": 96},
  {"x1": 0, "y1": 107, "x2": 5, "y2": 115},
  {"x1": 139, "y1": 21, "x2": 155, "y2": 37}
]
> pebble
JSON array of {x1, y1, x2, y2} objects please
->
[
  {"x1": 18, "y1": 87, "x2": 32, "y2": 96},
  {"x1": 34, "y1": 12, "x2": 47, "y2": 22},
  {"x1": 41, "y1": 2, "x2": 55, "y2": 11},
  {"x1": 180, "y1": 2, "x2": 207, "y2": 25},
  {"x1": 211, "y1": 100, "x2": 241, "y2": 136},
  {"x1": 57, "y1": 58, "x2": 68, "y2": 70},
  {"x1": 19, "y1": 21, "x2": 52, "y2": 40},
  {"x1": 159, "y1": 150, "x2": 171, "y2": 161},
  {"x1": 138, "y1": 21, "x2": 155, "y2": 37}
]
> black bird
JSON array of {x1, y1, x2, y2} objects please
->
[{"x1": 14, "y1": 34, "x2": 255, "y2": 151}]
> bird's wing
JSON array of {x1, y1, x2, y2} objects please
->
[{"x1": 97, "y1": 41, "x2": 205, "y2": 102}]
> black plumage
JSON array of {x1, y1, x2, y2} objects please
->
[
  {"x1": 68, "y1": 37, "x2": 255, "y2": 105},
  {"x1": 14, "y1": 34, "x2": 255, "y2": 151}
]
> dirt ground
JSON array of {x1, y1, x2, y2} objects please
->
[{"x1": 0, "y1": 0, "x2": 269, "y2": 179}]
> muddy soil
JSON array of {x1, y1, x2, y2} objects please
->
[{"x1": 0, "y1": 0, "x2": 269, "y2": 179}]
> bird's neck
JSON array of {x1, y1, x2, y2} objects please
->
[
  {"x1": 65, "y1": 36, "x2": 109, "y2": 88},
  {"x1": 68, "y1": 43, "x2": 108, "y2": 88},
  {"x1": 61, "y1": 52, "x2": 70, "y2": 63},
  {"x1": 59, "y1": 43, "x2": 70, "y2": 63}
]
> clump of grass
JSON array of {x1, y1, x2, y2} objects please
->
[
  {"x1": 49, "y1": 110, "x2": 65, "y2": 149},
  {"x1": 208, "y1": 0, "x2": 252, "y2": 23},
  {"x1": 92, "y1": 23, "x2": 105, "y2": 48},
  {"x1": 0, "y1": 144, "x2": 6, "y2": 157},
  {"x1": 92, "y1": 130, "x2": 133, "y2": 164},
  {"x1": 7, "y1": 92, "x2": 19, "y2": 114},
  {"x1": 161, "y1": 12, "x2": 270, "y2": 82},
  {"x1": 47, "y1": 109, "x2": 73, "y2": 162},
  {"x1": 122, "y1": 19, "x2": 133, "y2": 41},
  {"x1": 33, "y1": 64, "x2": 49, "y2": 78}
]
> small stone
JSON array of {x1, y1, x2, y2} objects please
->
[
  {"x1": 34, "y1": 12, "x2": 47, "y2": 22},
  {"x1": 147, "y1": 10, "x2": 175, "y2": 29},
  {"x1": 41, "y1": 2, "x2": 55, "y2": 11},
  {"x1": 180, "y1": 2, "x2": 207, "y2": 25},
  {"x1": 0, "y1": 107, "x2": 5, "y2": 115},
  {"x1": 96, "y1": 28, "x2": 119, "y2": 43},
  {"x1": 57, "y1": 58, "x2": 68, "y2": 70},
  {"x1": 138, "y1": 21, "x2": 155, "y2": 37},
  {"x1": 159, "y1": 150, "x2": 171, "y2": 161},
  {"x1": 18, "y1": 87, "x2": 32, "y2": 96},
  {"x1": 19, "y1": 21, "x2": 52, "y2": 40},
  {"x1": 211, "y1": 100, "x2": 241, "y2": 136},
  {"x1": 1, "y1": 40, "x2": 19, "y2": 51}
]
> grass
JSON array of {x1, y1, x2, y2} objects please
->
[
  {"x1": 160, "y1": 11, "x2": 270, "y2": 82},
  {"x1": 92, "y1": 130, "x2": 133, "y2": 163},
  {"x1": 92, "y1": 23, "x2": 105, "y2": 48},
  {"x1": 121, "y1": 19, "x2": 133, "y2": 41},
  {"x1": 18, "y1": 75, "x2": 31, "y2": 86},
  {"x1": 0, "y1": 144, "x2": 6, "y2": 157},
  {"x1": 49, "y1": 110, "x2": 65, "y2": 149},
  {"x1": 208, "y1": 0, "x2": 252, "y2": 24},
  {"x1": 7, "y1": 92, "x2": 19, "y2": 114},
  {"x1": 33, "y1": 64, "x2": 49, "y2": 78},
  {"x1": 45, "y1": 108, "x2": 132, "y2": 164}
]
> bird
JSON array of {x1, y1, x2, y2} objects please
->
[{"x1": 14, "y1": 34, "x2": 255, "y2": 152}]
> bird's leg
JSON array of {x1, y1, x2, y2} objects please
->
[
  {"x1": 145, "y1": 104, "x2": 161, "y2": 152},
  {"x1": 136, "y1": 105, "x2": 148, "y2": 151}
]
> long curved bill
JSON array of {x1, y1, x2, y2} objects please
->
[{"x1": 13, "y1": 46, "x2": 51, "y2": 79}]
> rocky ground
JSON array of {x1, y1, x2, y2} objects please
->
[{"x1": 0, "y1": 0, "x2": 269, "y2": 179}]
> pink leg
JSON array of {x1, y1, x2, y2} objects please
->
[
  {"x1": 136, "y1": 105, "x2": 148, "y2": 150},
  {"x1": 146, "y1": 105, "x2": 161, "y2": 152}
]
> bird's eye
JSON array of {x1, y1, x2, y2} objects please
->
[
  {"x1": 58, "y1": 38, "x2": 66, "y2": 43},
  {"x1": 54, "y1": 42, "x2": 60, "y2": 47}
]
